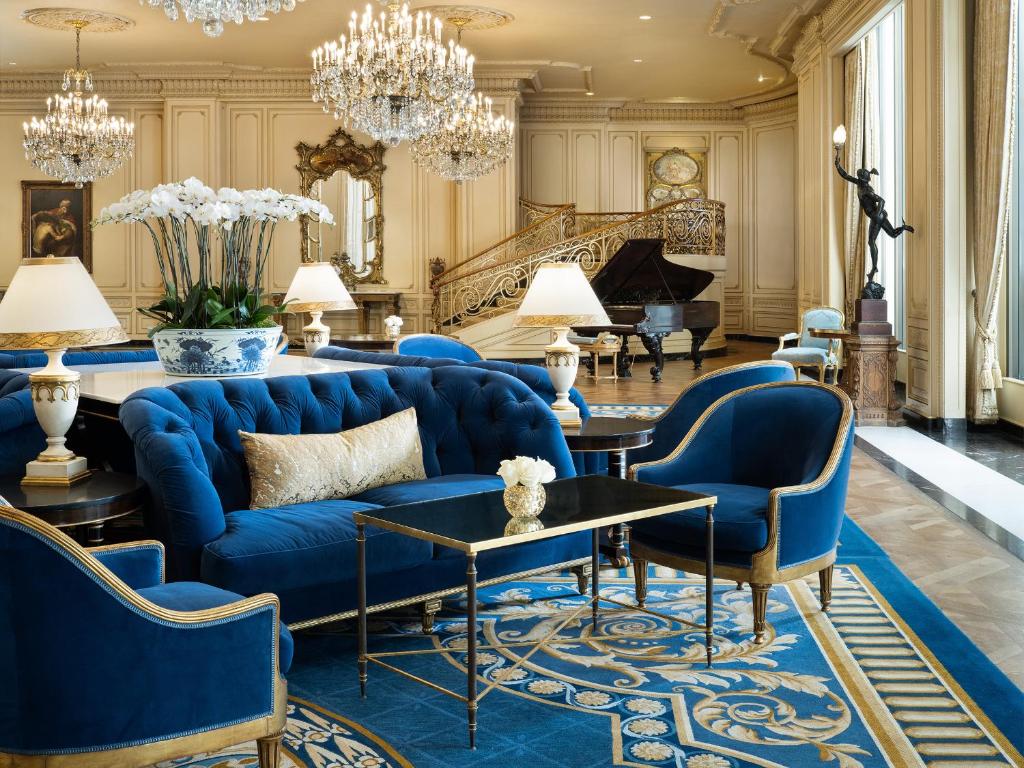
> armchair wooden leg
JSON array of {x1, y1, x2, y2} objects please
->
[
  {"x1": 257, "y1": 733, "x2": 283, "y2": 768},
  {"x1": 750, "y1": 583, "x2": 770, "y2": 644},
  {"x1": 818, "y1": 364, "x2": 826, "y2": 383},
  {"x1": 818, "y1": 565, "x2": 834, "y2": 611},
  {"x1": 570, "y1": 563, "x2": 592, "y2": 595},
  {"x1": 633, "y1": 558, "x2": 648, "y2": 608},
  {"x1": 736, "y1": 581, "x2": 744, "y2": 590}
]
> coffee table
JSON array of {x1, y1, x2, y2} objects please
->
[{"x1": 354, "y1": 475, "x2": 716, "y2": 748}]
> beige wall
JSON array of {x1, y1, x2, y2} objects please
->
[
  {"x1": 0, "y1": 69, "x2": 521, "y2": 340},
  {"x1": 518, "y1": 98, "x2": 800, "y2": 340}
]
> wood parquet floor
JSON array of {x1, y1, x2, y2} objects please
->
[{"x1": 583, "y1": 341, "x2": 1024, "y2": 689}]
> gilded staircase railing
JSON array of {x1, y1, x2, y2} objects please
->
[{"x1": 431, "y1": 198, "x2": 725, "y2": 331}]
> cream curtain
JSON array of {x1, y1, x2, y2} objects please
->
[
  {"x1": 970, "y1": 0, "x2": 1018, "y2": 423},
  {"x1": 841, "y1": 36, "x2": 879, "y2": 320}
]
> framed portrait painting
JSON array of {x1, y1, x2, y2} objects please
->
[{"x1": 21, "y1": 181, "x2": 92, "y2": 271}]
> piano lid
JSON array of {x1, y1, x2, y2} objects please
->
[{"x1": 589, "y1": 238, "x2": 714, "y2": 304}]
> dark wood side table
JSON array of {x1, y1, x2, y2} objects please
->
[
  {"x1": 0, "y1": 471, "x2": 147, "y2": 545},
  {"x1": 562, "y1": 416, "x2": 656, "y2": 567},
  {"x1": 328, "y1": 334, "x2": 399, "y2": 352}
]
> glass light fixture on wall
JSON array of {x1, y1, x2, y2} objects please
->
[
  {"x1": 22, "y1": 19, "x2": 135, "y2": 188},
  {"x1": 311, "y1": 2, "x2": 475, "y2": 146},
  {"x1": 141, "y1": 0, "x2": 305, "y2": 37}
]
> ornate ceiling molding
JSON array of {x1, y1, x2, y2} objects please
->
[
  {"x1": 0, "y1": 63, "x2": 539, "y2": 101},
  {"x1": 519, "y1": 95, "x2": 797, "y2": 124},
  {"x1": 21, "y1": 7, "x2": 135, "y2": 33},
  {"x1": 792, "y1": 0, "x2": 870, "y2": 74}
]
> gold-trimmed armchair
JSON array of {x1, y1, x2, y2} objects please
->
[
  {"x1": 0, "y1": 506, "x2": 290, "y2": 767},
  {"x1": 771, "y1": 306, "x2": 845, "y2": 382},
  {"x1": 627, "y1": 381, "x2": 855, "y2": 644}
]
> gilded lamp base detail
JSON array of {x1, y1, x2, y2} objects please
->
[{"x1": 21, "y1": 458, "x2": 91, "y2": 487}]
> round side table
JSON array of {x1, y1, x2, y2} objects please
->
[
  {"x1": 0, "y1": 471, "x2": 147, "y2": 545},
  {"x1": 563, "y1": 416, "x2": 656, "y2": 567}
]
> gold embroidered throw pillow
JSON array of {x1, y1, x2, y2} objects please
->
[{"x1": 239, "y1": 407, "x2": 426, "y2": 509}]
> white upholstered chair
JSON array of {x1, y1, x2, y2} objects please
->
[{"x1": 771, "y1": 306, "x2": 845, "y2": 383}]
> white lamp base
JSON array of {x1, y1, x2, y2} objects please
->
[
  {"x1": 23, "y1": 348, "x2": 90, "y2": 487},
  {"x1": 303, "y1": 311, "x2": 330, "y2": 356},
  {"x1": 545, "y1": 328, "x2": 582, "y2": 428}
]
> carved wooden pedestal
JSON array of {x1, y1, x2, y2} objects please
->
[{"x1": 842, "y1": 333, "x2": 903, "y2": 426}]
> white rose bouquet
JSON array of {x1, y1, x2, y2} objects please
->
[
  {"x1": 384, "y1": 315, "x2": 404, "y2": 338},
  {"x1": 497, "y1": 456, "x2": 557, "y2": 488},
  {"x1": 94, "y1": 178, "x2": 333, "y2": 333}
]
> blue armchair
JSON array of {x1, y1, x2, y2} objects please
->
[
  {"x1": 628, "y1": 382, "x2": 854, "y2": 644},
  {"x1": 0, "y1": 370, "x2": 46, "y2": 478},
  {"x1": 0, "y1": 505, "x2": 290, "y2": 767},
  {"x1": 627, "y1": 361, "x2": 796, "y2": 467},
  {"x1": 771, "y1": 306, "x2": 845, "y2": 382},
  {"x1": 394, "y1": 333, "x2": 483, "y2": 362}
]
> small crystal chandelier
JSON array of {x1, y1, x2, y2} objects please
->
[
  {"x1": 411, "y1": 92, "x2": 513, "y2": 181},
  {"x1": 22, "y1": 20, "x2": 135, "y2": 188},
  {"x1": 141, "y1": 0, "x2": 304, "y2": 37},
  {"x1": 311, "y1": 2, "x2": 475, "y2": 147}
]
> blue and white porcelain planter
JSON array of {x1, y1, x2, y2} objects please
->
[{"x1": 152, "y1": 326, "x2": 282, "y2": 377}]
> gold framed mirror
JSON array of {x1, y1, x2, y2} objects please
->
[{"x1": 297, "y1": 128, "x2": 387, "y2": 285}]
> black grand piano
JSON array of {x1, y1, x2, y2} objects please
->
[{"x1": 572, "y1": 238, "x2": 720, "y2": 382}]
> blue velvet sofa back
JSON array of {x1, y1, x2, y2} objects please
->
[
  {"x1": 120, "y1": 366, "x2": 576, "y2": 580},
  {"x1": 0, "y1": 370, "x2": 45, "y2": 477},
  {"x1": 315, "y1": 346, "x2": 604, "y2": 474},
  {"x1": 394, "y1": 334, "x2": 482, "y2": 362},
  {"x1": 0, "y1": 347, "x2": 159, "y2": 369},
  {"x1": 629, "y1": 361, "x2": 797, "y2": 466}
]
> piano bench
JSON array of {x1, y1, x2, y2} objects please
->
[{"x1": 573, "y1": 334, "x2": 623, "y2": 380}]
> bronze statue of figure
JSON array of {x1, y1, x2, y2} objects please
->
[{"x1": 834, "y1": 150, "x2": 914, "y2": 299}]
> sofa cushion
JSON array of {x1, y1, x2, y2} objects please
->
[
  {"x1": 350, "y1": 473, "x2": 505, "y2": 507},
  {"x1": 240, "y1": 407, "x2": 425, "y2": 509},
  {"x1": 137, "y1": 581, "x2": 293, "y2": 673},
  {"x1": 628, "y1": 483, "x2": 770, "y2": 554},
  {"x1": 200, "y1": 499, "x2": 432, "y2": 598}
]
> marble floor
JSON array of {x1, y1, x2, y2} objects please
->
[{"x1": 583, "y1": 349, "x2": 1024, "y2": 689}]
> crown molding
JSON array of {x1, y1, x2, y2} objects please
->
[
  {"x1": 519, "y1": 93, "x2": 797, "y2": 124},
  {"x1": 792, "y1": 0, "x2": 875, "y2": 74},
  {"x1": 0, "y1": 62, "x2": 539, "y2": 101}
]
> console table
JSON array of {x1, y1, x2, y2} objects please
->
[{"x1": 349, "y1": 291, "x2": 403, "y2": 334}]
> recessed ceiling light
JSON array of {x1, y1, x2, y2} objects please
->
[
  {"x1": 7, "y1": 62, "x2": 15, "y2": 66},
  {"x1": 757, "y1": 74, "x2": 767, "y2": 82},
  {"x1": 639, "y1": 15, "x2": 652, "y2": 20},
  {"x1": 585, "y1": 91, "x2": 595, "y2": 96},
  {"x1": 633, "y1": 58, "x2": 643, "y2": 63}
]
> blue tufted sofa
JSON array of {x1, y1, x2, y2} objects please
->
[
  {"x1": 0, "y1": 347, "x2": 159, "y2": 369},
  {"x1": 0, "y1": 370, "x2": 46, "y2": 478},
  {"x1": 119, "y1": 365, "x2": 591, "y2": 627},
  {"x1": 315, "y1": 346, "x2": 605, "y2": 475}
]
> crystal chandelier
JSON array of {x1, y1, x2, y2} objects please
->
[
  {"x1": 311, "y1": 2, "x2": 475, "y2": 146},
  {"x1": 141, "y1": 0, "x2": 304, "y2": 37},
  {"x1": 22, "y1": 21, "x2": 135, "y2": 188},
  {"x1": 411, "y1": 92, "x2": 513, "y2": 181}
]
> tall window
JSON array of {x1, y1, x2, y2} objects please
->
[
  {"x1": 1008, "y1": 6, "x2": 1023, "y2": 380},
  {"x1": 874, "y1": 6, "x2": 906, "y2": 340}
]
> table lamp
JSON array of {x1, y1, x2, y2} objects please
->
[
  {"x1": 513, "y1": 262, "x2": 610, "y2": 427},
  {"x1": 283, "y1": 261, "x2": 357, "y2": 355},
  {"x1": 0, "y1": 256, "x2": 127, "y2": 486}
]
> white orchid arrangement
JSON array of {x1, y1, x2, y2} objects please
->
[
  {"x1": 497, "y1": 456, "x2": 557, "y2": 488},
  {"x1": 93, "y1": 178, "x2": 334, "y2": 333}
]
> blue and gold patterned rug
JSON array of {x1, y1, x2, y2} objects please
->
[{"x1": 171, "y1": 521, "x2": 1022, "y2": 768}]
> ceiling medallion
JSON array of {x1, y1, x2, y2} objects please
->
[
  {"x1": 411, "y1": 5, "x2": 513, "y2": 31},
  {"x1": 140, "y1": 0, "x2": 305, "y2": 37},
  {"x1": 311, "y1": 2, "x2": 475, "y2": 147},
  {"x1": 21, "y1": 16, "x2": 135, "y2": 188},
  {"x1": 20, "y1": 7, "x2": 135, "y2": 33}
]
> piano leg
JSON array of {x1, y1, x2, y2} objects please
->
[
  {"x1": 689, "y1": 328, "x2": 713, "y2": 370},
  {"x1": 638, "y1": 332, "x2": 668, "y2": 383},
  {"x1": 617, "y1": 336, "x2": 633, "y2": 378}
]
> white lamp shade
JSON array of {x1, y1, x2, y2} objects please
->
[
  {"x1": 513, "y1": 262, "x2": 610, "y2": 328},
  {"x1": 283, "y1": 262, "x2": 357, "y2": 313},
  {"x1": 0, "y1": 257, "x2": 127, "y2": 349}
]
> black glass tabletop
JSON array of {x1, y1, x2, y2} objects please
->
[{"x1": 353, "y1": 475, "x2": 714, "y2": 553}]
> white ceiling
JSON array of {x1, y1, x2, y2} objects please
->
[{"x1": 0, "y1": 0, "x2": 827, "y2": 102}]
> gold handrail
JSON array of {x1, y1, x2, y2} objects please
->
[{"x1": 431, "y1": 198, "x2": 725, "y2": 332}]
